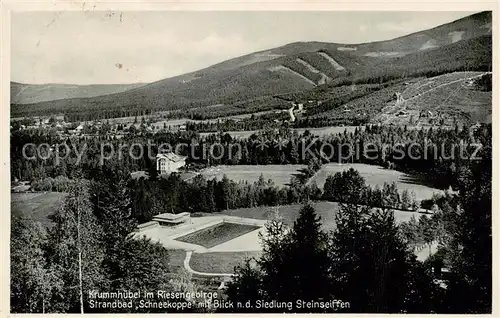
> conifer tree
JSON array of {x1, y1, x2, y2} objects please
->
[
  {"x1": 45, "y1": 180, "x2": 105, "y2": 313},
  {"x1": 10, "y1": 212, "x2": 59, "y2": 313},
  {"x1": 227, "y1": 204, "x2": 331, "y2": 312},
  {"x1": 329, "y1": 202, "x2": 437, "y2": 313}
]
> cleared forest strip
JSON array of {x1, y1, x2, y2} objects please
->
[{"x1": 318, "y1": 52, "x2": 346, "y2": 70}]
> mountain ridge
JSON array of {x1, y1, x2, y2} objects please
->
[
  {"x1": 11, "y1": 11, "x2": 492, "y2": 121},
  {"x1": 11, "y1": 82, "x2": 147, "y2": 105}
]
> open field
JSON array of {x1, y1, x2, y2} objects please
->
[
  {"x1": 11, "y1": 192, "x2": 65, "y2": 227},
  {"x1": 310, "y1": 163, "x2": 443, "y2": 201},
  {"x1": 200, "y1": 164, "x2": 306, "y2": 187},
  {"x1": 167, "y1": 249, "x2": 188, "y2": 272},
  {"x1": 175, "y1": 222, "x2": 261, "y2": 249},
  {"x1": 221, "y1": 201, "x2": 423, "y2": 230},
  {"x1": 190, "y1": 251, "x2": 261, "y2": 274},
  {"x1": 222, "y1": 201, "x2": 339, "y2": 230}
]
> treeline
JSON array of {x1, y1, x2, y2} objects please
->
[
  {"x1": 128, "y1": 172, "x2": 321, "y2": 224},
  {"x1": 27, "y1": 164, "x2": 420, "y2": 227},
  {"x1": 322, "y1": 168, "x2": 420, "y2": 210},
  {"x1": 294, "y1": 116, "x2": 369, "y2": 127},
  {"x1": 31, "y1": 176, "x2": 75, "y2": 192},
  {"x1": 186, "y1": 112, "x2": 369, "y2": 133},
  {"x1": 61, "y1": 96, "x2": 290, "y2": 123},
  {"x1": 185, "y1": 115, "x2": 368, "y2": 133},
  {"x1": 185, "y1": 113, "x2": 284, "y2": 133},
  {"x1": 226, "y1": 150, "x2": 491, "y2": 313},
  {"x1": 83, "y1": 165, "x2": 416, "y2": 225}
]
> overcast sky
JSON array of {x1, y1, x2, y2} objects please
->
[{"x1": 12, "y1": 11, "x2": 476, "y2": 85}]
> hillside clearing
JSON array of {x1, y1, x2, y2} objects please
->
[
  {"x1": 401, "y1": 72, "x2": 484, "y2": 99},
  {"x1": 373, "y1": 72, "x2": 491, "y2": 126},
  {"x1": 318, "y1": 51, "x2": 345, "y2": 70},
  {"x1": 268, "y1": 65, "x2": 317, "y2": 86},
  {"x1": 296, "y1": 57, "x2": 332, "y2": 83}
]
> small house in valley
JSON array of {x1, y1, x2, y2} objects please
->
[{"x1": 75, "y1": 124, "x2": 84, "y2": 132}]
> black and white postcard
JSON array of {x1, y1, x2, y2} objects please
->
[{"x1": 4, "y1": 2, "x2": 496, "y2": 315}]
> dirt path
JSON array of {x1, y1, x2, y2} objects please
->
[
  {"x1": 378, "y1": 72, "x2": 491, "y2": 125},
  {"x1": 404, "y1": 72, "x2": 490, "y2": 102},
  {"x1": 183, "y1": 251, "x2": 235, "y2": 277}
]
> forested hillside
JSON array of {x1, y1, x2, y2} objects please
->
[{"x1": 11, "y1": 12, "x2": 491, "y2": 121}]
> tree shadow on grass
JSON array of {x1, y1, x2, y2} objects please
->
[{"x1": 399, "y1": 173, "x2": 445, "y2": 190}]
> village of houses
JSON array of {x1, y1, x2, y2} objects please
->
[{"x1": 11, "y1": 114, "x2": 189, "y2": 139}]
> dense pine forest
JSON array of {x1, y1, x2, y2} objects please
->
[{"x1": 11, "y1": 123, "x2": 490, "y2": 191}]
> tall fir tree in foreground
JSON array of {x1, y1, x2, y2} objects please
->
[
  {"x1": 438, "y1": 146, "x2": 492, "y2": 313},
  {"x1": 90, "y1": 176, "x2": 137, "y2": 292},
  {"x1": 45, "y1": 180, "x2": 105, "y2": 313},
  {"x1": 89, "y1": 173, "x2": 200, "y2": 313},
  {"x1": 11, "y1": 176, "x2": 200, "y2": 313},
  {"x1": 326, "y1": 171, "x2": 438, "y2": 313},
  {"x1": 227, "y1": 171, "x2": 439, "y2": 313},
  {"x1": 227, "y1": 204, "x2": 332, "y2": 312},
  {"x1": 329, "y1": 203, "x2": 437, "y2": 313}
]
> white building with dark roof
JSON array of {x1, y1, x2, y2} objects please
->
[{"x1": 156, "y1": 152, "x2": 186, "y2": 174}]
